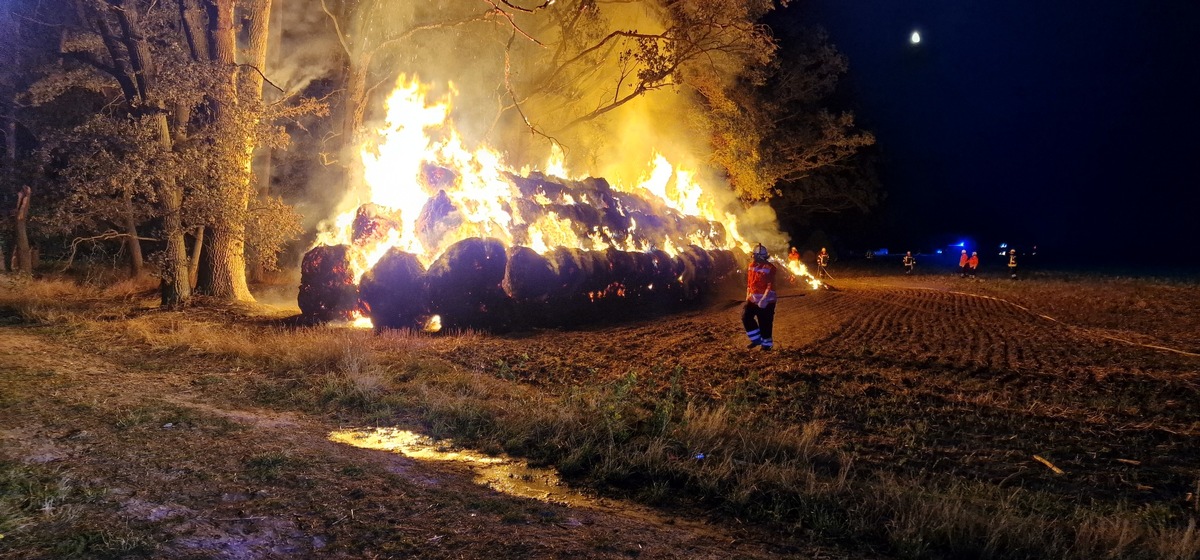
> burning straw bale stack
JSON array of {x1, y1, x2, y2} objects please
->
[
  {"x1": 299, "y1": 169, "x2": 748, "y2": 331},
  {"x1": 300, "y1": 237, "x2": 744, "y2": 332}
]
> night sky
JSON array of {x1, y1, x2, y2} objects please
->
[{"x1": 797, "y1": 0, "x2": 1200, "y2": 266}]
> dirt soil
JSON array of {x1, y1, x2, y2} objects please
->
[{"x1": 2, "y1": 268, "x2": 1199, "y2": 559}]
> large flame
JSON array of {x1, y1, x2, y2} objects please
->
[{"x1": 314, "y1": 75, "x2": 820, "y2": 296}]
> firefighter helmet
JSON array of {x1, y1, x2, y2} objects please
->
[{"x1": 753, "y1": 244, "x2": 769, "y2": 261}]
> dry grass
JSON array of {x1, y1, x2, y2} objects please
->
[
  {"x1": 0, "y1": 461, "x2": 153, "y2": 558},
  {"x1": 863, "y1": 475, "x2": 1200, "y2": 560},
  {"x1": 2, "y1": 271, "x2": 1198, "y2": 559}
]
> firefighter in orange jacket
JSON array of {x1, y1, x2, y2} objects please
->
[
  {"x1": 787, "y1": 247, "x2": 801, "y2": 283},
  {"x1": 958, "y1": 249, "x2": 969, "y2": 278},
  {"x1": 743, "y1": 244, "x2": 778, "y2": 351},
  {"x1": 968, "y1": 251, "x2": 980, "y2": 279}
]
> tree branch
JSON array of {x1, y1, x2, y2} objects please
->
[
  {"x1": 318, "y1": 0, "x2": 352, "y2": 56},
  {"x1": 482, "y1": 0, "x2": 544, "y2": 46},
  {"x1": 59, "y1": 230, "x2": 157, "y2": 272},
  {"x1": 238, "y1": 63, "x2": 284, "y2": 93},
  {"x1": 499, "y1": 31, "x2": 561, "y2": 147}
]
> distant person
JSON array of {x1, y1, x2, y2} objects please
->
[
  {"x1": 743, "y1": 244, "x2": 778, "y2": 351},
  {"x1": 903, "y1": 251, "x2": 916, "y2": 274},
  {"x1": 959, "y1": 250, "x2": 969, "y2": 278},
  {"x1": 1008, "y1": 249, "x2": 1018, "y2": 279},
  {"x1": 787, "y1": 246, "x2": 801, "y2": 283},
  {"x1": 968, "y1": 251, "x2": 980, "y2": 279},
  {"x1": 816, "y1": 247, "x2": 830, "y2": 279}
]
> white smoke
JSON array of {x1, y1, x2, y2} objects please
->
[{"x1": 270, "y1": 0, "x2": 791, "y2": 250}]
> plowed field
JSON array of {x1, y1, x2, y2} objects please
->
[{"x1": 458, "y1": 273, "x2": 1200, "y2": 513}]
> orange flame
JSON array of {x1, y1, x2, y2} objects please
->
[
  {"x1": 314, "y1": 75, "x2": 820, "y2": 294},
  {"x1": 785, "y1": 259, "x2": 823, "y2": 290}
]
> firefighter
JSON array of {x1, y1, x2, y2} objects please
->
[
  {"x1": 968, "y1": 251, "x2": 980, "y2": 279},
  {"x1": 787, "y1": 246, "x2": 801, "y2": 284},
  {"x1": 902, "y1": 251, "x2": 916, "y2": 274},
  {"x1": 816, "y1": 247, "x2": 830, "y2": 279},
  {"x1": 743, "y1": 244, "x2": 778, "y2": 351},
  {"x1": 1008, "y1": 249, "x2": 1018, "y2": 279},
  {"x1": 958, "y1": 249, "x2": 969, "y2": 278}
]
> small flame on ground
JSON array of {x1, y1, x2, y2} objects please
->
[
  {"x1": 785, "y1": 259, "x2": 823, "y2": 290},
  {"x1": 327, "y1": 312, "x2": 374, "y2": 330},
  {"x1": 422, "y1": 315, "x2": 442, "y2": 333}
]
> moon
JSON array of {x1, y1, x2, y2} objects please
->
[{"x1": 910, "y1": 31, "x2": 922, "y2": 44}]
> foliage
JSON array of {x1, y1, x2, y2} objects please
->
[
  {"x1": 702, "y1": 28, "x2": 877, "y2": 204},
  {"x1": 510, "y1": 0, "x2": 779, "y2": 131},
  {"x1": 511, "y1": 0, "x2": 874, "y2": 206},
  {"x1": 34, "y1": 116, "x2": 168, "y2": 237},
  {"x1": 245, "y1": 194, "x2": 304, "y2": 271},
  {"x1": 2, "y1": 0, "x2": 324, "y2": 290}
]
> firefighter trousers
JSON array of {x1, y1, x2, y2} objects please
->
[{"x1": 742, "y1": 301, "x2": 776, "y2": 347}]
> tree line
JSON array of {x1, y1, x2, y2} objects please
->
[{"x1": 0, "y1": 0, "x2": 875, "y2": 308}]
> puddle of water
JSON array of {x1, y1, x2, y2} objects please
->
[{"x1": 329, "y1": 427, "x2": 592, "y2": 506}]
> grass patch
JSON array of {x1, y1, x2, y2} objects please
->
[
  {"x1": 48, "y1": 527, "x2": 156, "y2": 559},
  {"x1": 107, "y1": 404, "x2": 244, "y2": 434},
  {"x1": 242, "y1": 452, "x2": 308, "y2": 484},
  {"x1": 0, "y1": 461, "x2": 152, "y2": 558}
]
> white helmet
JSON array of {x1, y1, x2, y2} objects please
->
[{"x1": 753, "y1": 244, "x2": 769, "y2": 261}]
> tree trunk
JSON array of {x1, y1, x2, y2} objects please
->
[
  {"x1": 123, "y1": 186, "x2": 144, "y2": 277},
  {"x1": 207, "y1": 228, "x2": 253, "y2": 300},
  {"x1": 3, "y1": 116, "x2": 15, "y2": 272},
  {"x1": 152, "y1": 114, "x2": 191, "y2": 307},
  {"x1": 248, "y1": 249, "x2": 266, "y2": 284},
  {"x1": 342, "y1": 60, "x2": 368, "y2": 193},
  {"x1": 249, "y1": 152, "x2": 271, "y2": 284},
  {"x1": 13, "y1": 185, "x2": 32, "y2": 275},
  {"x1": 189, "y1": 226, "x2": 204, "y2": 288},
  {"x1": 177, "y1": 0, "x2": 210, "y2": 62},
  {"x1": 84, "y1": 0, "x2": 190, "y2": 306},
  {"x1": 194, "y1": 0, "x2": 264, "y2": 302}
]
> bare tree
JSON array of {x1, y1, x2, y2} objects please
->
[
  {"x1": 1, "y1": 0, "x2": 33, "y2": 274},
  {"x1": 13, "y1": 185, "x2": 32, "y2": 274}
]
